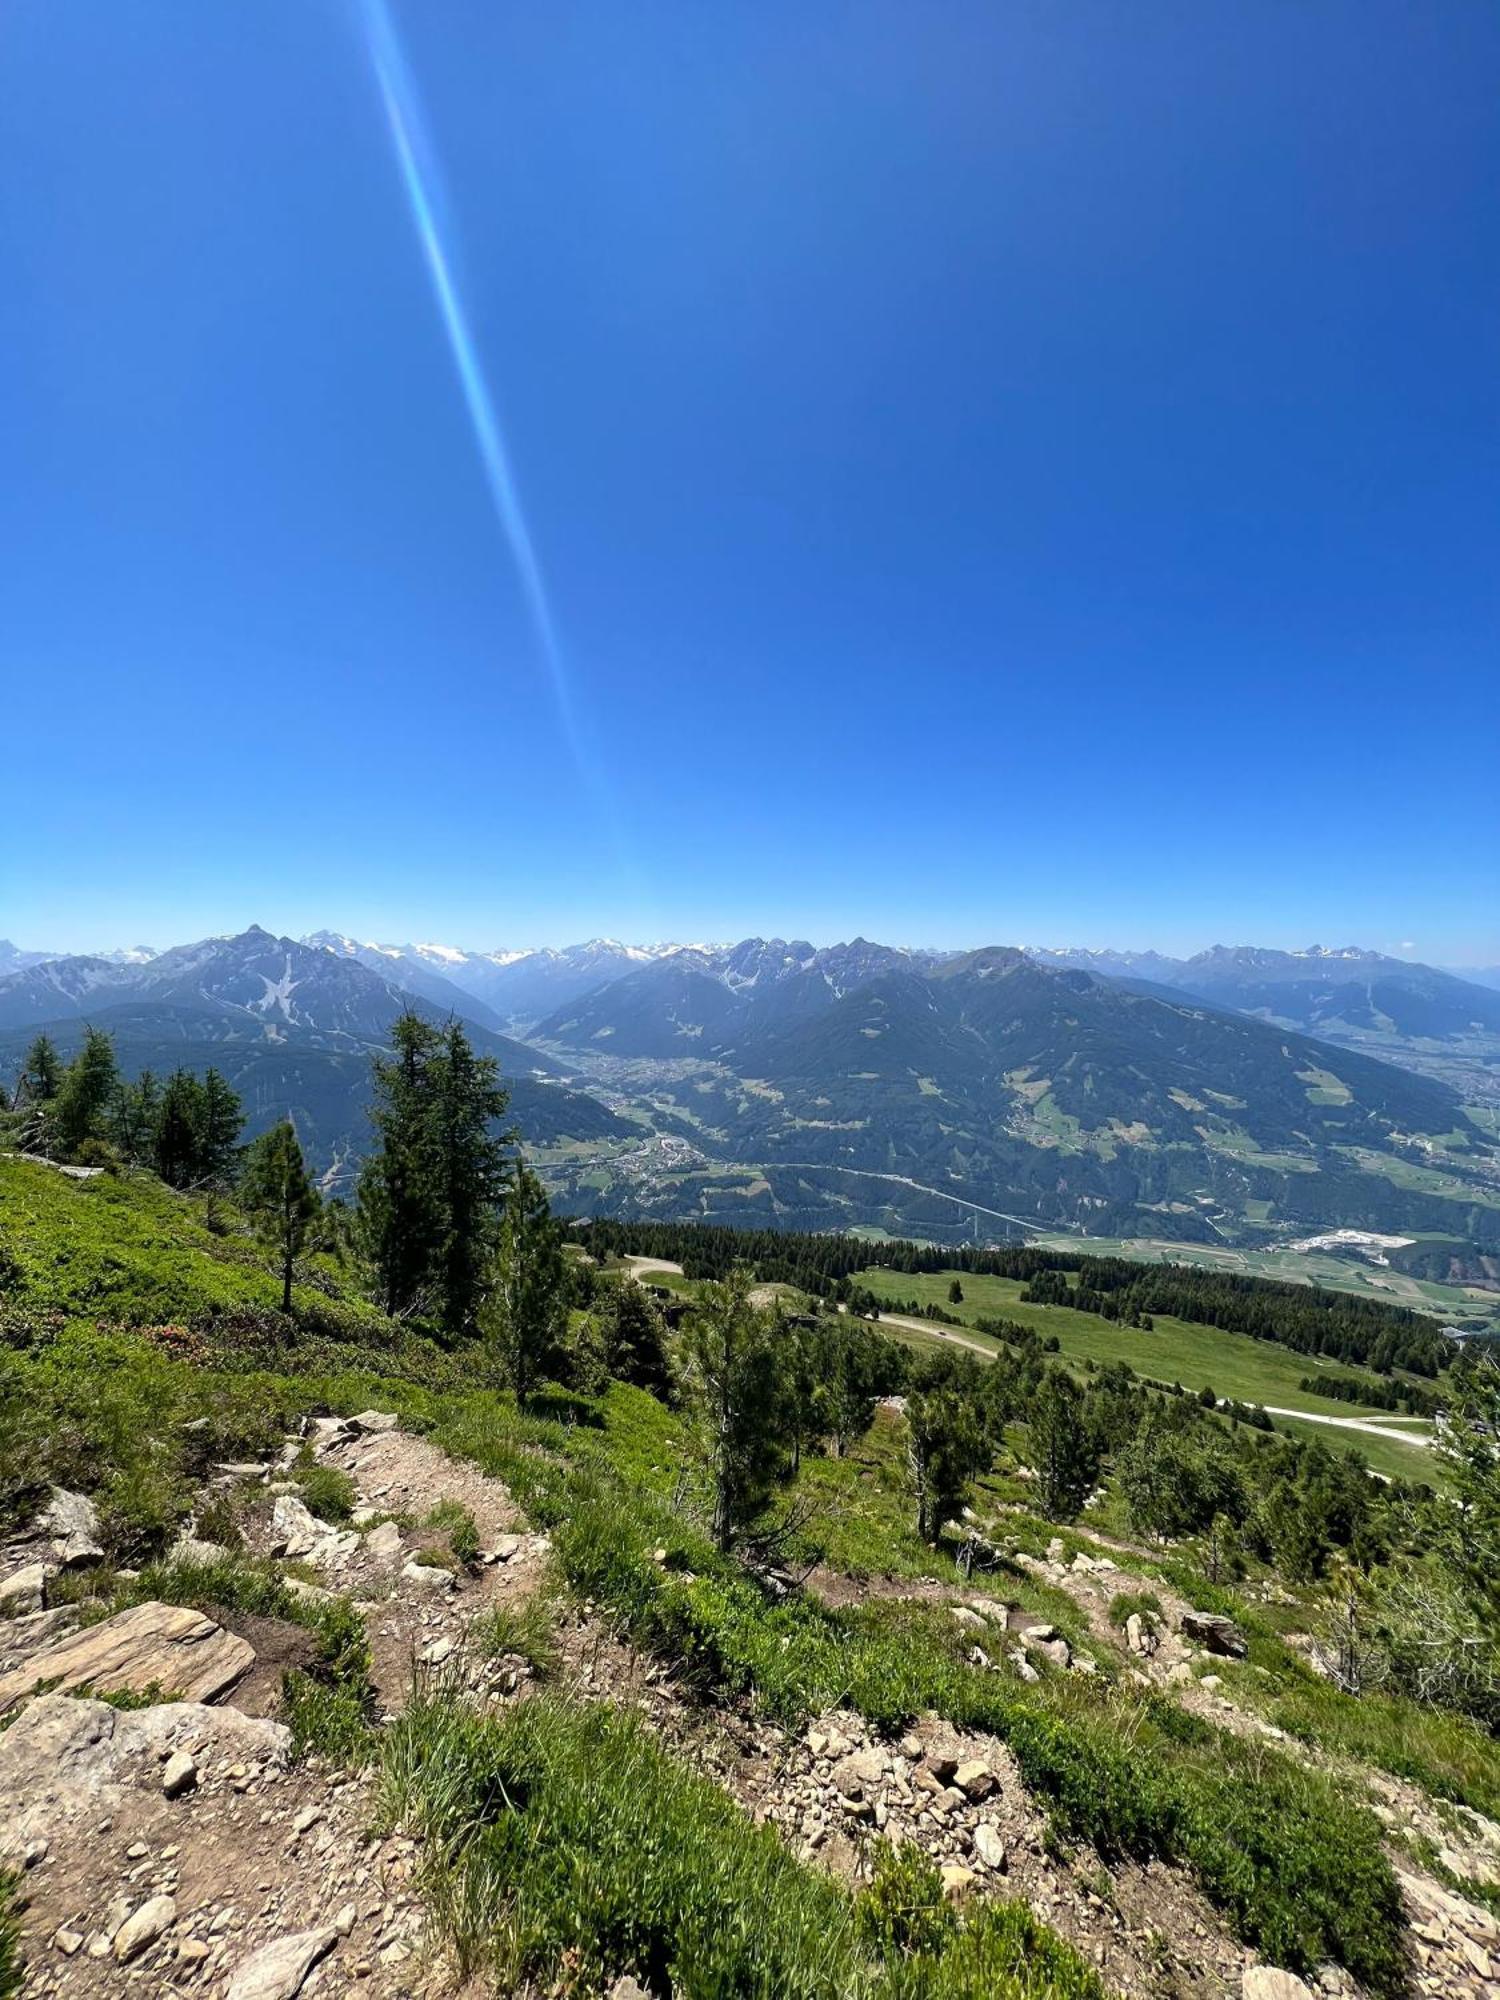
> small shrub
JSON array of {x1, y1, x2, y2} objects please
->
[
  {"x1": 857, "y1": 1842, "x2": 957, "y2": 1958},
  {"x1": 476, "y1": 1596, "x2": 559, "y2": 1676},
  {"x1": 424, "y1": 1499, "x2": 481, "y2": 1569},
  {"x1": 292, "y1": 1450, "x2": 357, "y2": 1526},
  {"x1": 1108, "y1": 1590, "x2": 1164, "y2": 1631}
]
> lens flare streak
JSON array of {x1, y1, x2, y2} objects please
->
[{"x1": 359, "y1": 0, "x2": 582, "y2": 758}]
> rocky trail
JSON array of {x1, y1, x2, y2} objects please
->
[{"x1": 2, "y1": 1419, "x2": 1498, "y2": 1999}]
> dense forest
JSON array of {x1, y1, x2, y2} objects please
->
[{"x1": 565, "y1": 1218, "x2": 1450, "y2": 1376}]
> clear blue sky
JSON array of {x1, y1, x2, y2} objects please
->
[{"x1": 2, "y1": 2, "x2": 1495, "y2": 961}]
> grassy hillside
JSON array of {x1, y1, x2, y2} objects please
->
[
  {"x1": 853, "y1": 1267, "x2": 1432, "y2": 1422},
  {"x1": 8, "y1": 1152, "x2": 1500, "y2": 1998}
]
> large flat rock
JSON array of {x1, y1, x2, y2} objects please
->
[{"x1": 0, "y1": 1599, "x2": 254, "y2": 1716}]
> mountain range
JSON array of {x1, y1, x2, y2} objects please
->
[
  {"x1": 1, "y1": 927, "x2": 1496, "y2": 1262},
  {"x1": 0, "y1": 928, "x2": 627, "y2": 1175}
]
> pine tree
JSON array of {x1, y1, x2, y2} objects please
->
[
  {"x1": 196, "y1": 1068, "x2": 245, "y2": 1224},
  {"x1": 681, "y1": 1266, "x2": 794, "y2": 1551},
  {"x1": 483, "y1": 1161, "x2": 566, "y2": 1407},
  {"x1": 19, "y1": 1033, "x2": 61, "y2": 1104},
  {"x1": 906, "y1": 1388, "x2": 990, "y2": 1542},
  {"x1": 430, "y1": 1021, "x2": 510, "y2": 1337},
  {"x1": 948, "y1": 1278, "x2": 964, "y2": 1305},
  {"x1": 241, "y1": 1119, "x2": 319, "y2": 1313},
  {"x1": 594, "y1": 1277, "x2": 672, "y2": 1396},
  {"x1": 1028, "y1": 1368, "x2": 1100, "y2": 1522},
  {"x1": 358, "y1": 1013, "x2": 444, "y2": 1318},
  {"x1": 109, "y1": 1069, "x2": 161, "y2": 1164},
  {"x1": 154, "y1": 1069, "x2": 206, "y2": 1188},
  {"x1": 53, "y1": 1028, "x2": 119, "y2": 1157}
]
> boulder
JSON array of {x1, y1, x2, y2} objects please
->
[
  {"x1": 402, "y1": 1557, "x2": 456, "y2": 1590},
  {"x1": 1242, "y1": 1972, "x2": 1313, "y2": 2000},
  {"x1": 348, "y1": 1410, "x2": 399, "y2": 1435},
  {"x1": 972, "y1": 1822, "x2": 1007, "y2": 1871},
  {"x1": 0, "y1": 1600, "x2": 253, "y2": 1716},
  {"x1": 224, "y1": 1925, "x2": 339, "y2": 2000},
  {"x1": 1124, "y1": 1612, "x2": 1156, "y2": 1657},
  {"x1": 1181, "y1": 1610, "x2": 1248, "y2": 1659},
  {"x1": 39, "y1": 1487, "x2": 103, "y2": 1568},
  {"x1": 0, "y1": 1563, "x2": 50, "y2": 1615},
  {"x1": 940, "y1": 1864, "x2": 976, "y2": 1901},
  {"x1": 365, "y1": 1521, "x2": 403, "y2": 1561}
]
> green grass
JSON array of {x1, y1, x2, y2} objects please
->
[
  {"x1": 0, "y1": 1164, "x2": 1413, "y2": 1992},
  {"x1": 0, "y1": 1869, "x2": 21, "y2": 2000},
  {"x1": 378, "y1": 1688, "x2": 1105, "y2": 2000},
  {"x1": 0, "y1": 1154, "x2": 388, "y2": 1336},
  {"x1": 855, "y1": 1267, "x2": 1426, "y2": 1423}
]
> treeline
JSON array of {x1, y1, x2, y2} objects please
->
[
  {"x1": 563, "y1": 1218, "x2": 1446, "y2": 1376},
  {"x1": 1298, "y1": 1371, "x2": 1443, "y2": 1417},
  {"x1": 10, "y1": 1028, "x2": 244, "y2": 1195}
]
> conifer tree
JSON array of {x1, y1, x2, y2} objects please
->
[
  {"x1": 241, "y1": 1119, "x2": 319, "y2": 1313},
  {"x1": 906, "y1": 1388, "x2": 990, "y2": 1542},
  {"x1": 594, "y1": 1277, "x2": 672, "y2": 1396},
  {"x1": 483, "y1": 1160, "x2": 566, "y2": 1407},
  {"x1": 109, "y1": 1068, "x2": 161, "y2": 1164},
  {"x1": 19, "y1": 1033, "x2": 61, "y2": 1104},
  {"x1": 358, "y1": 1013, "x2": 444, "y2": 1318},
  {"x1": 154, "y1": 1070, "x2": 206, "y2": 1188},
  {"x1": 1028, "y1": 1368, "x2": 1101, "y2": 1521},
  {"x1": 681, "y1": 1266, "x2": 795, "y2": 1550},
  {"x1": 196, "y1": 1067, "x2": 245, "y2": 1223},
  {"x1": 53, "y1": 1028, "x2": 119, "y2": 1157},
  {"x1": 430, "y1": 1020, "x2": 510, "y2": 1337}
]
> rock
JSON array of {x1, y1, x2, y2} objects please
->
[
  {"x1": 53, "y1": 1928, "x2": 84, "y2": 1955},
  {"x1": 1021, "y1": 1622, "x2": 1057, "y2": 1642},
  {"x1": 972, "y1": 1822, "x2": 1007, "y2": 1870},
  {"x1": 161, "y1": 1749, "x2": 198, "y2": 1798},
  {"x1": 269, "y1": 1494, "x2": 325, "y2": 1560},
  {"x1": 0, "y1": 1564, "x2": 50, "y2": 1615},
  {"x1": 331, "y1": 1902, "x2": 357, "y2": 1936},
  {"x1": 1182, "y1": 1610, "x2": 1248, "y2": 1659},
  {"x1": 940, "y1": 1864, "x2": 976, "y2": 1900},
  {"x1": 225, "y1": 1925, "x2": 339, "y2": 2000},
  {"x1": 349, "y1": 1410, "x2": 399, "y2": 1435},
  {"x1": 281, "y1": 1577, "x2": 336, "y2": 1607},
  {"x1": 1125, "y1": 1612, "x2": 1157, "y2": 1656},
  {"x1": 1242, "y1": 1972, "x2": 1314, "y2": 2000},
  {"x1": 178, "y1": 1937, "x2": 211, "y2": 1965},
  {"x1": 925, "y1": 1753, "x2": 959, "y2": 1784},
  {"x1": 0, "y1": 1693, "x2": 289, "y2": 1866},
  {"x1": 830, "y1": 1749, "x2": 886, "y2": 1798},
  {"x1": 609, "y1": 1980, "x2": 651, "y2": 2000},
  {"x1": 420, "y1": 1636, "x2": 455, "y2": 1665},
  {"x1": 0, "y1": 1601, "x2": 254, "y2": 1716},
  {"x1": 953, "y1": 1759, "x2": 995, "y2": 1802},
  {"x1": 291, "y1": 1804, "x2": 322, "y2": 1834},
  {"x1": 401, "y1": 1558, "x2": 455, "y2": 1590},
  {"x1": 365, "y1": 1522, "x2": 403, "y2": 1561},
  {"x1": 39, "y1": 1487, "x2": 103, "y2": 1568},
  {"x1": 1201, "y1": 1673, "x2": 1224, "y2": 1692},
  {"x1": 950, "y1": 1606, "x2": 987, "y2": 1632},
  {"x1": 168, "y1": 1534, "x2": 231, "y2": 1568},
  {"x1": 1008, "y1": 1649, "x2": 1041, "y2": 1684},
  {"x1": 487, "y1": 1534, "x2": 523, "y2": 1564},
  {"x1": 114, "y1": 1893, "x2": 176, "y2": 1961}
]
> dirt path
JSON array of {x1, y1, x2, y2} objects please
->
[{"x1": 623, "y1": 1254, "x2": 685, "y2": 1282}]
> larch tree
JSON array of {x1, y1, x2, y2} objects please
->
[
  {"x1": 357, "y1": 1013, "x2": 444, "y2": 1318},
  {"x1": 483, "y1": 1160, "x2": 567, "y2": 1408},
  {"x1": 241, "y1": 1119, "x2": 320, "y2": 1313},
  {"x1": 681, "y1": 1265, "x2": 795, "y2": 1551}
]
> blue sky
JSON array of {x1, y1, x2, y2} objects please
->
[{"x1": 2, "y1": 2, "x2": 1495, "y2": 962}]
